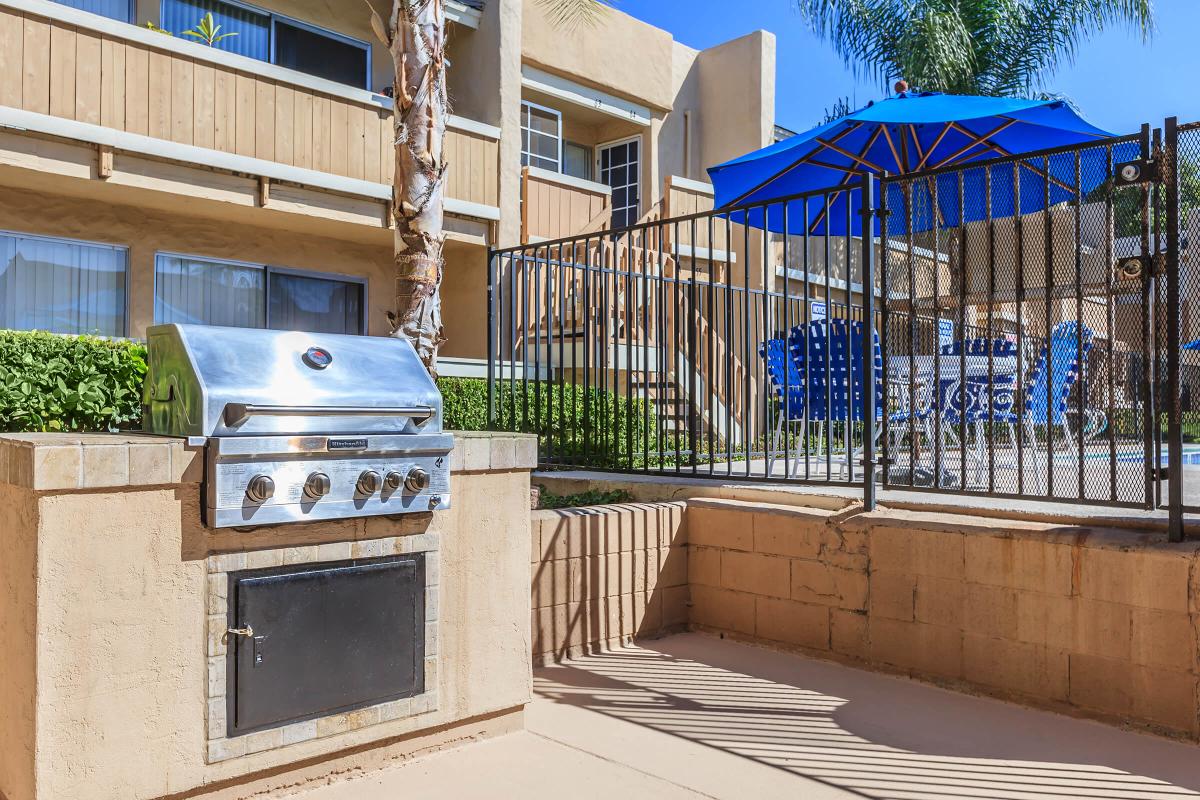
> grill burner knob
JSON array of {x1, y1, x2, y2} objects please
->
[
  {"x1": 385, "y1": 471, "x2": 405, "y2": 491},
  {"x1": 304, "y1": 472, "x2": 331, "y2": 499},
  {"x1": 356, "y1": 470, "x2": 383, "y2": 495},
  {"x1": 405, "y1": 468, "x2": 430, "y2": 492},
  {"x1": 245, "y1": 474, "x2": 275, "y2": 503}
]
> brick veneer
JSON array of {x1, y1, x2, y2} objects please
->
[{"x1": 532, "y1": 497, "x2": 1200, "y2": 740}]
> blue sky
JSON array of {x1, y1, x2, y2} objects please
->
[{"x1": 615, "y1": 0, "x2": 1199, "y2": 137}]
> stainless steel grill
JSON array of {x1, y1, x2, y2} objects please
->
[{"x1": 143, "y1": 323, "x2": 453, "y2": 528}]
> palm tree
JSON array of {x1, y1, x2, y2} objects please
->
[
  {"x1": 369, "y1": 0, "x2": 607, "y2": 376},
  {"x1": 794, "y1": 0, "x2": 1153, "y2": 98}
]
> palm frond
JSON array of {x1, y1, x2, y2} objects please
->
[
  {"x1": 795, "y1": 0, "x2": 1155, "y2": 97},
  {"x1": 536, "y1": 0, "x2": 615, "y2": 29}
]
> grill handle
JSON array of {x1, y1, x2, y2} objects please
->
[{"x1": 224, "y1": 403, "x2": 434, "y2": 426}]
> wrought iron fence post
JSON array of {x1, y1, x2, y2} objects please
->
[
  {"x1": 1165, "y1": 117, "x2": 1184, "y2": 541},
  {"x1": 860, "y1": 172, "x2": 878, "y2": 510},
  {"x1": 487, "y1": 249, "x2": 497, "y2": 428}
]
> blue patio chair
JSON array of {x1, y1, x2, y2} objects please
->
[
  {"x1": 758, "y1": 337, "x2": 808, "y2": 477},
  {"x1": 986, "y1": 321, "x2": 1095, "y2": 490},
  {"x1": 788, "y1": 319, "x2": 883, "y2": 480}
]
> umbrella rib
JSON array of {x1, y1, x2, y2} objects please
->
[
  {"x1": 915, "y1": 122, "x2": 953, "y2": 171},
  {"x1": 929, "y1": 119, "x2": 1019, "y2": 170},
  {"x1": 721, "y1": 123, "x2": 861, "y2": 209},
  {"x1": 907, "y1": 125, "x2": 945, "y2": 228},
  {"x1": 812, "y1": 135, "x2": 886, "y2": 173},
  {"x1": 942, "y1": 122, "x2": 1077, "y2": 194},
  {"x1": 879, "y1": 125, "x2": 903, "y2": 175},
  {"x1": 807, "y1": 127, "x2": 884, "y2": 234}
]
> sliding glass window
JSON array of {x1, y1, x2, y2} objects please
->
[
  {"x1": 0, "y1": 231, "x2": 127, "y2": 337},
  {"x1": 159, "y1": 0, "x2": 370, "y2": 88},
  {"x1": 154, "y1": 254, "x2": 365, "y2": 335},
  {"x1": 50, "y1": 0, "x2": 134, "y2": 23}
]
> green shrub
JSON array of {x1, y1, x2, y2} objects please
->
[
  {"x1": 489, "y1": 380, "x2": 659, "y2": 469},
  {"x1": 0, "y1": 330, "x2": 147, "y2": 433},
  {"x1": 535, "y1": 485, "x2": 633, "y2": 509}
]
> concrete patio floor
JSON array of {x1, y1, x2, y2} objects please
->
[{"x1": 292, "y1": 634, "x2": 1200, "y2": 799}]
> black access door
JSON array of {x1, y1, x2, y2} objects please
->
[{"x1": 228, "y1": 555, "x2": 425, "y2": 736}]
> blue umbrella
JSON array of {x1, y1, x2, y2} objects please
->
[
  {"x1": 1184, "y1": 340, "x2": 1200, "y2": 351},
  {"x1": 707, "y1": 91, "x2": 1130, "y2": 236}
]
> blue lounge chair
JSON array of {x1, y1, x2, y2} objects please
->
[
  {"x1": 758, "y1": 337, "x2": 808, "y2": 477},
  {"x1": 788, "y1": 319, "x2": 883, "y2": 480}
]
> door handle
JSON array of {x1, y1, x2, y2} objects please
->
[{"x1": 227, "y1": 625, "x2": 254, "y2": 638}]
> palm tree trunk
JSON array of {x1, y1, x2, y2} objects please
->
[{"x1": 374, "y1": 0, "x2": 447, "y2": 376}]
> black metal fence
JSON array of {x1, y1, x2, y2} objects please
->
[{"x1": 488, "y1": 118, "x2": 1195, "y2": 539}]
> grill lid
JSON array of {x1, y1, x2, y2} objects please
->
[{"x1": 143, "y1": 324, "x2": 443, "y2": 438}]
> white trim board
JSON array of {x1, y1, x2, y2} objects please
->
[
  {"x1": 445, "y1": 0, "x2": 481, "y2": 28},
  {"x1": 673, "y1": 243, "x2": 735, "y2": 264},
  {"x1": 668, "y1": 176, "x2": 714, "y2": 195},
  {"x1": 0, "y1": 106, "x2": 501, "y2": 221},
  {"x1": 521, "y1": 65, "x2": 652, "y2": 127},
  {"x1": 526, "y1": 165, "x2": 611, "y2": 196}
]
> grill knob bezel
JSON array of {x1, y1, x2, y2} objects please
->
[
  {"x1": 245, "y1": 474, "x2": 275, "y2": 503},
  {"x1": 404, "y1": 467, "x2": 430, "y2": 492},
  {"x1": 303, "y1": 472, "x2": 331, "y2": 500},
  {"x1": 385, "y1": 471, "x2": 405, "y2": 491},
  {"x1": 356, "y1": 470, "x2": 383, "y2": 495}
]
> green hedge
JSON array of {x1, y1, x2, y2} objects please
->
[
  {"x1": 0, "y1": 330, "x2": 147, "y2": 432},
  {"x1": 0, "y1": 334, "x2": 653, "y2": 471}
]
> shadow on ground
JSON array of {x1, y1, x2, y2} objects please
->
[{"x1": 533, "y1": 633, "x2": 1200, "y2": 799}]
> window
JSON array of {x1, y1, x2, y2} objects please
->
[
  {"x1": 51, "y1": 0, "x2": 133, "y2": 22},
  {"x1": 154, "y1": 254, "x2": 365, "y2": 335},
  {"x1": 563, "y1": 141, "x2": 593, "y2": 181},
  {"x1": 272, "y1": 19, "x2": 369, "y2": 89},
  {"x1": 0, "y1": 231, "x2": 127, "y2": 337},
  {"x1": 521, "y1": 102, "x2": 561, "y2": 172},
  {"x1": 598, "y1": 137, "x2": 641, "y2": 229},
  {"x1": 159, "y1": 0, "x2": 371, "y2": 89}
]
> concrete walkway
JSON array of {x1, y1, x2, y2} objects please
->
[{"x1": 292, "y1": 634, "x2": 1200, "y2": 799}]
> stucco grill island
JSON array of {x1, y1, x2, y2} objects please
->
[{"x1": 142, "y1": 323, "x2": 454, "y2": 752}]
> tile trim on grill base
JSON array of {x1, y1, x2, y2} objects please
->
[{"x1": 204, "y1": 532, "x2": 442, "y2": 764}]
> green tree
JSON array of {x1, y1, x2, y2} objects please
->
[
  {"x1": 794, "y1": 0, "x2": 1153, "y2": 97},
  {"x1": 369, "y1": 0, "x2": 607, "y2": 376}
]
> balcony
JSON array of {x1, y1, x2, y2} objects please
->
[{"x1": 0, "y1": 0, "x2": 500, "y2": 232}]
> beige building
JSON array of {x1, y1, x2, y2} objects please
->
[{"x1": 0, "y1": 0, "x2": 776, "y2": 374}]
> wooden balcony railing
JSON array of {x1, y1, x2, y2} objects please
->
[
  {"x1": 520, "y1": 166, "x2": 611, "y2": 243},
  {"x1": 0, "y1": 0, "x2": 499, "y2": 211}
]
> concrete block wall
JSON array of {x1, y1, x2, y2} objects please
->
[
  {"x1": 686, "y1": 498, "x2": 1200, "y2": 740},
  {"x1": 530, "y1": 495, "x2": 1200, "y2": 740},
  {"x1": 531, "y1": 503, "x2": 688, "y2": 665}
]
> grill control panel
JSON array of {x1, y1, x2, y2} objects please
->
[{"x1": 204, "y1": 434, "x2": 453, "y2": 528}]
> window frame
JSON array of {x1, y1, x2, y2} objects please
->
[
  {"x1": 596, "y1": 134, "x2": 643, "y2": 229},
  {"x1": 159, "y1": 0, "x2": 373, "y2": 90},
  {"x1": 520, "y1": 100, "x2": 563, "y2": 174},
  {"x1": 0, "y1": 228, "x2": 130, "y2": 338},
  {"x1": 153, "y1": 251, "x2": 369, "y2": 335}
]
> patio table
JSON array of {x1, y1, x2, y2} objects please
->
[{"x1": 887, "y1": 354, "x2": 1019, "y2": 383}]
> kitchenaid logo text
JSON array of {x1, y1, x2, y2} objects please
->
[{"x1": 327, "y1": 438, "x2": 369, "y2": 451}]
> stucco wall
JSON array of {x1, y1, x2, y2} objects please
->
[
  {"x1": 0, "y1": 431, "x2": 536, "y2": 800},
  {"x1": 0, "y1": 483, "x2": 38, "y2": 800},
  {"x1": 695, "y1": 30, "x2": 777, "y2": 172},
  {"x1": 520, "y1": 2, "x2": 675, "y2": 112}
]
